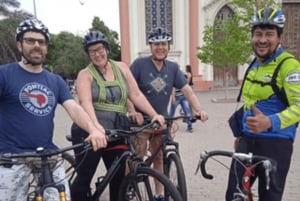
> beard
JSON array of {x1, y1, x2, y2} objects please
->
[
  {"x1": 252, "y1": 42, "x2": 280, "y2": 61},
  {"x1": 22, "y1": 48, "x2": 46, "y2": 66}
]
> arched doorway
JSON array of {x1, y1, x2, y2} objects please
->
[{"x1": 213, "y1": 5, "x2": 238, "y2": 88}]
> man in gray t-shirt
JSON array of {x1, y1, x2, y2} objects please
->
[{"x1": 128, "y1": 27, "x2": 208, "y2": 201}]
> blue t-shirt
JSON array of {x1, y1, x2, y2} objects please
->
[
  {"x1": 130, "y1": 56, "x2": 187, "y2": 116},
  {"x1": 0, "y1": 62, "x2": 73, "y2": 153}
]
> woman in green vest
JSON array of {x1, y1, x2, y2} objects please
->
[{"x1": 70, "y1": 31, "x2": 164, "y2": 201}]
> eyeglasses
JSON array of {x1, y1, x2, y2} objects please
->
[
  {"x1": 88, "y1": 46, "x2": 106, "y2": 56},
  {"x1": 22, "y1": 38, "x2": 47, "y2": 46}
]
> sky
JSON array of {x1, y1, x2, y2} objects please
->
[{"x1": 19, "y1": 0, "x2": 120, "y2": 36}]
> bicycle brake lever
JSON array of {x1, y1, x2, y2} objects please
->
[
  {"x1": 195, "y1": 151, "x2": 207, "y2": 175},
  {"x1": 195, "y1": 157, "x2": 201, "y2": 175},
  {"x1": 263, "y1": 160, "x2": 272, "y2": 190}
]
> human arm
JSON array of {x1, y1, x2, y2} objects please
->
[
  {"x1": 62, "y1": 99, "x2": 106, "y2": 151},
  {"x1": 67, "y1": 68, "x2": 107, "y2": 150},
  {"x1": 126, "y1": 99, "x2": 144, "y2": 125},
  {"x1": 171, "y1": 88, "x2": 176, "y2": 104},
  {"x1": 118, "y1": 62, "x2": 165, "y2": 126},
  {"x1": 181, "y1": 84, "x2": 208, "y2": 122}
]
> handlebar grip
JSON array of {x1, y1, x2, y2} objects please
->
[
  {"x1": 190, "y1": 115, "x2": 201, "y2": 123},
  {"x1": 200, "y1": 151, "x2": 214, "y2": 179}
]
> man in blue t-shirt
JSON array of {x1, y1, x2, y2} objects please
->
[
  {"x1": 128, "y1": 27, "x2": 209, "y2": 201},
  {"x1": 0, "y1": 19, "x2": 107, "y2": 201}
]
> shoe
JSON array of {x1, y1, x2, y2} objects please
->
[
  {"x1": 187, "y1": 128, "x2": 193, "y2": 133},
  {"x1": 154, "y1": 195, "x2": 165, "y2": 201}
]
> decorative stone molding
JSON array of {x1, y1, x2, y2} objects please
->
[{"x1": 203, "y1": 0, "x2": 228, "y2": 12}]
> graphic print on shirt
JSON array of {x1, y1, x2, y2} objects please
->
[
  {"x1": 149, "y1": 72, "x2": 168, "y2": 95},
  {"x1": 19, "y1": 82, "x2": 55, "y2": 116}
]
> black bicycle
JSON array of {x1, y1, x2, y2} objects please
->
[
  {"x1": 0, "y1": 143, "x2": 88, "y2": 201},
  {"x1": 195, "y1": 150, "x2": 278, "y2": 201},
  {"x1": 133, "y1": 115, "x2": 200, "y2": 201},
  {"x1": 65, "y1": 121, "x2": 184, "y2": 201}
]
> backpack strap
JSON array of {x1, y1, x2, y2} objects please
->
[
  {"x1": 236, "y1": 58, "x2": 256, "y2": 102},
  {"x1": 270, "y1": 56, "x2": 294, "y2": 106}
]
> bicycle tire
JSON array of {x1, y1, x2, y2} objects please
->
[
  {"x1": 61, "y1": 152, "x2": 77, "y2": 185},
  {"x1": 166, "y1": 153, "x2": 188, "y2": 201},
  {"x1": 118, "y1": 166, "x2": 183, "y2": 201}
]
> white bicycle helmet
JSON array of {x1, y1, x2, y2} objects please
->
[
  {"x1": 148, "y1": 27, "x2": 172, "y2": 43},
  {"x1": 250, "y1": 6, "x2": 285, "y2": 28},
  {"x1": 83, "y1": 31, "x2": 109, "y2": 52},
  {"x1": 16, "y1": 19, "x2": 50, "y2": 42}
]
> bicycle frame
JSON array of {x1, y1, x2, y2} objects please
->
[
  {"x1": 144, "y1": 129, "x2": 180, "y2": 168},
  {"x1": 89, "y1": 148, "x2": 137, "y2": 200},
  {"x1": 137, "y1": 115, "x2": 198, "y2": 201},
  {"x1": 0, "y1": 143, "x2": 87, "y2": 201},
  {"x1": 143, "y1": 115, "x2": 190, "y2": 167},
  {"x1": 196, "y1": 150, "x2": 278, "y2": 201},
  {"x1": 69, "y1": 121, "x2": 184, "y2": 201}
]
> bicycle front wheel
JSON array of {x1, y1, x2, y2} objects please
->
[
  {"x1": 118, "y1": 166, "x2": 183, "y2": 201},
  {"x1": 166, "y1": 153, "x2": 187, "y2": 201}
]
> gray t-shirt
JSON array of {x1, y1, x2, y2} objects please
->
[{"x1": 130, "y1": 56, "x2": 187, "y2": 116}]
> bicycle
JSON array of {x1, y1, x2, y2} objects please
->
[
  {"x1": 66, "y1": 120, "x2": 184, "y2": 201},
  {"x1": 0, "y1": 143, "x2": 88, "y2": 201},
  {"x1": 134, "y1": 115, "x2": 200, "y2": 201},
  {"x1": 195, "y1": 150, "x2": 278, "y2": 201}
]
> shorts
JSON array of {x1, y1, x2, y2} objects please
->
[
  {"x1": 0, "y1": 159, "x2": 70, "y2": 201},
  {"x1": 131, "y1": 129, "x2": 164, "y2": 160}
]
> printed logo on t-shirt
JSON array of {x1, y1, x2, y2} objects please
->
[{"x1": 19, "y1": 82, "x2": 55, "y2": 116}]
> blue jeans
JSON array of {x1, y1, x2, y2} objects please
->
[{"x1": 169, "y1": 95, "x2": 192, "y2": 129}]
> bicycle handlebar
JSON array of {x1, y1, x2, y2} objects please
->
[
  {"x1": 164, "y1": 115, "x2": 201, "y2": 122},
  {"x1": 196, "y1": 150, "x2": 278, "y2": 190},
  {"x1": 135, "y1": 115, "x2": 201, "y2": 128},
  {"x1": 106, "y1": 120, "x2": 159, "y2": 140},
  {"x1": 0, "y1": 142, "x2": 89, "y2": 164}
]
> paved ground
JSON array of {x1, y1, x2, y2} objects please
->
[{"x1": 53, "y1": 89, "x2": 300, "y2": 201}]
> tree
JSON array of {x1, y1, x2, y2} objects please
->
[
  {"x1": 46, "y1": 32, "x2": 88, "y2": 79},
  {"x1": 0, "y1": 0, "x2": 32, "y2": 64},
  {"x1": 198, "y1": 0, "x2": 277, "y2": 99}
]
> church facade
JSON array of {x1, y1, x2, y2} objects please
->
[{"x1": 118, "y1": 0, "x2": 300, "y2": 91}]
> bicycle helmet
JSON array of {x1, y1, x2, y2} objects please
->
[
  {"x1": 83, "y1": 31, "x2": 109, "y2": 52},
  {"x1": 16, "y1": 19, "x2": 50, "y2": 42},
  {"x1": 148, "y1": 27, "x2": 172, "y2": 43},
  {"x1": 250, "y1": 6, "x2": 285, "y2": 28}
]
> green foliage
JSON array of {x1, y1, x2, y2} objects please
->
[
  {"x1": 46, "y1": 32, "x2": 89, "y2": 79},
  {"x1": 197, "y1": 0, "x2": 278, "y2": 68},
  {"x1": 1, "y1": 1, "x2": 121, "y2": 78}
]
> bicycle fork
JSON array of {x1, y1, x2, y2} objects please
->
[
  {"x1": 34, "y1": 184, "x2": 67, "y2": 201},
  {"x1": 34, "y1": 155, "x2": 67, "y2": 201}
]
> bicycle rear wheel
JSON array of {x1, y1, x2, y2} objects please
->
[
  {"x1": 166, "y1": 153, "x2": 187, "y2": 201},
  {"x1": 118, "y1": 166, "x2": 183, "y2": 201}
]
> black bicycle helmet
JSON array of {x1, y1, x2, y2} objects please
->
[
  {"x1": 148, "y1": 27, "x2": 172, "y2": 43},
  {"x1": 250, "y1": 6, "x2": 285, "y2": 29},
  {"x1": 16, "y1": 19, "x2": 50, "y2": 42},
  {"x1": 83, "y1": 31, "x2": 109, "y2": 52}
]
